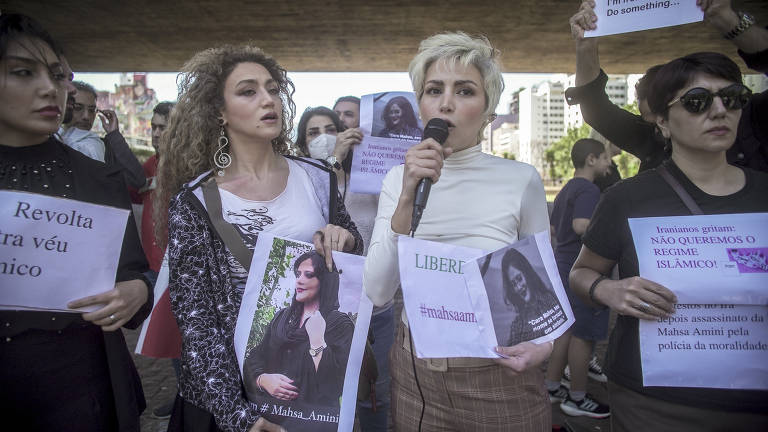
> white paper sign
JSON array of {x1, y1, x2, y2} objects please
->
[
  {"x1": 398, "y1": 232, "x2": 574, "y2": 359},
  {"x1": 398, "y1": 237, "x2": 498, "y2": 358},
  {"x1": 0, "y1": 191, "x2": 128, "y2": 311},
  {"x1": 349, "y1": 91, "x2": 423, "y2": 195},
  {"x1": 639, "y1": 304, "x2": 768, "y2": 390},
  {"x1": 629, "y1": 213, "x2": 768, "y2": 305},
  {"x1": 480, "y1": 233, "x2": 574, "y2": 347},
  {"x1": 234, "y1": 233, "x2": 371, "y2": 431},
  {"x1": 586, "y1": 0, "x2": 703, "y2": 38}
]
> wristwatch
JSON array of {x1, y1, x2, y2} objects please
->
[
  {"x1": 309, "y1": 344, "x2": 327, "y2": 357},
  {"x1": 724, "y1": 11, "x2": 755, "y2": 40},
  {"x1": 326, "y1": 155, "x2": 342, "y2": 170}
]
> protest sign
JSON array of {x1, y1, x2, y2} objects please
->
[
  {"x1": 233, "y1": 233, "x2": 370, "y2": 431},
  {"x1": 135, "y1": 256, "x2": 182, "y2": 358},
  {"x1": 585, "y1": 0, "x2": 703, "y2": 38},
  {"x1": 0, "y1": 191, "x2": 128, "y2": 311},
  {"x1": 349, "y1": 91, "x2": 423, "y2": 194},
  {"x1": 479, "y1": 233, "x2": 573, "y2": 347},
  {"x1": 629, "y1": 213, "x2": 768, "y2": 304},
  {"x1": 398, "y1": 237, "x2": 497, "y2": 358},
  {"x1": 398, "y1": 231, "x2": 573, "y2": 359},
  {"x1": 639, "y1": 304, "x2": 768, "y2": 390}
]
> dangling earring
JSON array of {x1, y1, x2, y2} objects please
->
[{"x1": 214, "y1": 125, "x2": 232, "y2": 176}]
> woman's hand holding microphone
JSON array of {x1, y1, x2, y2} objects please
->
[{"x1": 391, "y1": 136, "x2": 453, "y2": 235}]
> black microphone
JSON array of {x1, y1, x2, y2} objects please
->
[{"x1": 410, "y1": 118, "x2": 449, "y2": 235}]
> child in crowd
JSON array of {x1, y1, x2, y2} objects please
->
[{"x1": 545, "y1": 138, "x2": 612, "y2": 418}]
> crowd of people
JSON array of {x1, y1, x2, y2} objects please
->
[{"x1": 1, "y1": 0, "x2": 767, "y2": 430}]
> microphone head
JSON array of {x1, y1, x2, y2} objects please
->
[{"x1": 423, "y1": 118, "x2": 449, "y2": 145}]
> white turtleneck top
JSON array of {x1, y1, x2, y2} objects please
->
[{"x1": 364, "y1": 144, "x2": 550, "y2": 315}]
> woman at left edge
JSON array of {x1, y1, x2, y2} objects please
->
[{"x1": 0, "y1": 13, "x2": 152, "y2": 432}]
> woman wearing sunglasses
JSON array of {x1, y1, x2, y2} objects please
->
[
  {"x1": 569, "y1": 52, "x2": 768, "y2": 431},
  {"x1": 567, "y1": 0, "x2": 768, "y2": 174}
]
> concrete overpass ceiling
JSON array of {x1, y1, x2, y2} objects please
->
[{"x1": 3, "y1": 0, "x2": 767, "y2": 73}]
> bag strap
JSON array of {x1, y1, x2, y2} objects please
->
[
  {"x1": 657, "y1": 165, "x2": 703, "y2": 215},
  {"x1": 200, "y1": 177, "x2": 254, "y2": 271}
]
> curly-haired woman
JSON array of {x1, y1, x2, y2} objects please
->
[{"x1": 154, "y1": 44, "x2": 362, "y2": 432}]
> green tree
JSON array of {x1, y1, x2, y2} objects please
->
[
  {"x1": 545, "y1": 123, "x2": 591, "y2": 181},
  {"x1": 246, "y1": 238, "x2": 296, "y2": 356}
]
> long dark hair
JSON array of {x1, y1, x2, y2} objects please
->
[
  {"x1": 382, "y1": 95, "x2": 419, "y2": 130},
  {"x1": 287, "y1": 251, "x2": 340, "y2": 325},
  {"x1": 501, "y1": 248, "x2": 548, "y2": 308}
]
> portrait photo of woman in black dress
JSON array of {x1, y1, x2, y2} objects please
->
[
  {"x1": 376, "y1": 95, "x2": 422, "y2": 140},
  {"x1": 244, "y1": 251, "x2": 354, "y2": 408}
]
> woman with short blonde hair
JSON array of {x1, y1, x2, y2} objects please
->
[{"x1": 364, "y1": 32, "x2": 553, "y2": 431}]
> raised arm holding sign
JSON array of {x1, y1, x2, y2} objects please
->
[{"x1": 567, "y1": 0, "x2": 768, "y2": 174}]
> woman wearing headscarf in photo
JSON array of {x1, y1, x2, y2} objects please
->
[
  {"x1": 0, "y1": 14, "x2": 152, "y2": 431},
  {"x1": 363, "y1": 32, "x2": 553, "y2": 431},
  {"x1": 571, "y1": 52, "x2": 768, "y2": 431},
  {"x1": 154, "y1": 45, "x2": 362, "y2": 432},
  {"x1": 379, "y1": 95, "x2": 422, "y2": 140},
  {"x1": 244, "y1": 251, "x2": 354, "y2": 406},
  {"x1": 501, "y1": 248, "x2": 562, "y2": 346}
]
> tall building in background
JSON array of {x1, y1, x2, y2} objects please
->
[
  {"x1": 565, "y1": 74, "x2": 630, "y2": 129},
  {"x1": 482, "y1": 75, "x2": 634, "y2": 179},
  {"x1": 91, "y1": 72, "x2": 158, "y2": 149},
  {"x1": 518, "y1": 80, "x2": 568, "y2": 174},
  {"x1": 481, "y1": 113, "x2": 519, "y2": 159}
]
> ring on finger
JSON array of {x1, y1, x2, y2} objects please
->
[
  {"x1": 109, "y1": 314, "x2": 116, "y2": 323},
  {"x1": 637, "y1": 302, "x2": 651, "y2": 313}
]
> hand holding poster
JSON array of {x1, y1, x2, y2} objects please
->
[
  {"x1": 629, "y1": 213, "x2": 768, "y2": 304},
  {"x1": 0, "y1": 191, "x2": 128, "y2": 311},
  {"x1": 398, "y1": 231, "x2": 574, "y2": 359},
  {"x1": 585, "y1": 0, "x2": 703, "y2": 38},
  {"x1": 349, "y1": 92, "x2": 423, "y2": 194},
  {"x1": 233, "y1": 233, "x2": 371, "y2": 431}
]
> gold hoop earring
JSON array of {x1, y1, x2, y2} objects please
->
[{"x1": 214, "y1": 125, "x2": 231, "y2": 176}]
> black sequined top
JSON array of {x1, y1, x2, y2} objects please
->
[
  {"x1": 0, "y1": 136, "x2": 77, "y2": 198},
  {"x1": 1, "y1": 137, "x2": 152, "y2": 431}
]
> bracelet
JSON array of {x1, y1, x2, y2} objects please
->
[
  {"x1": 724, "y1": 11, "x2": 755, "y2": 40},
  {"x1": 588, "y1": 275, "x2": 608, "y2": 307},
  {"x1": 256, "y1": 374, "x2": 264, "y2": 392}
]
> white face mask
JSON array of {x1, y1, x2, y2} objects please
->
[{"x1": 308, "y1": 134, "x2": 337, "y2": 159}]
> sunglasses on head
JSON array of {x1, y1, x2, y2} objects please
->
[{"x1": 667, "y1": 83, "x2": 752, "y2": 114}]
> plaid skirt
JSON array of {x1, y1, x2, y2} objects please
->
[{"x1": 389, "y1": 322, "x2": 550, "y2": 431}]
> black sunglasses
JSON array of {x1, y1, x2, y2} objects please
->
[{"x1": 667, "y1": 83, "x2": 752, "y2": 114}]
